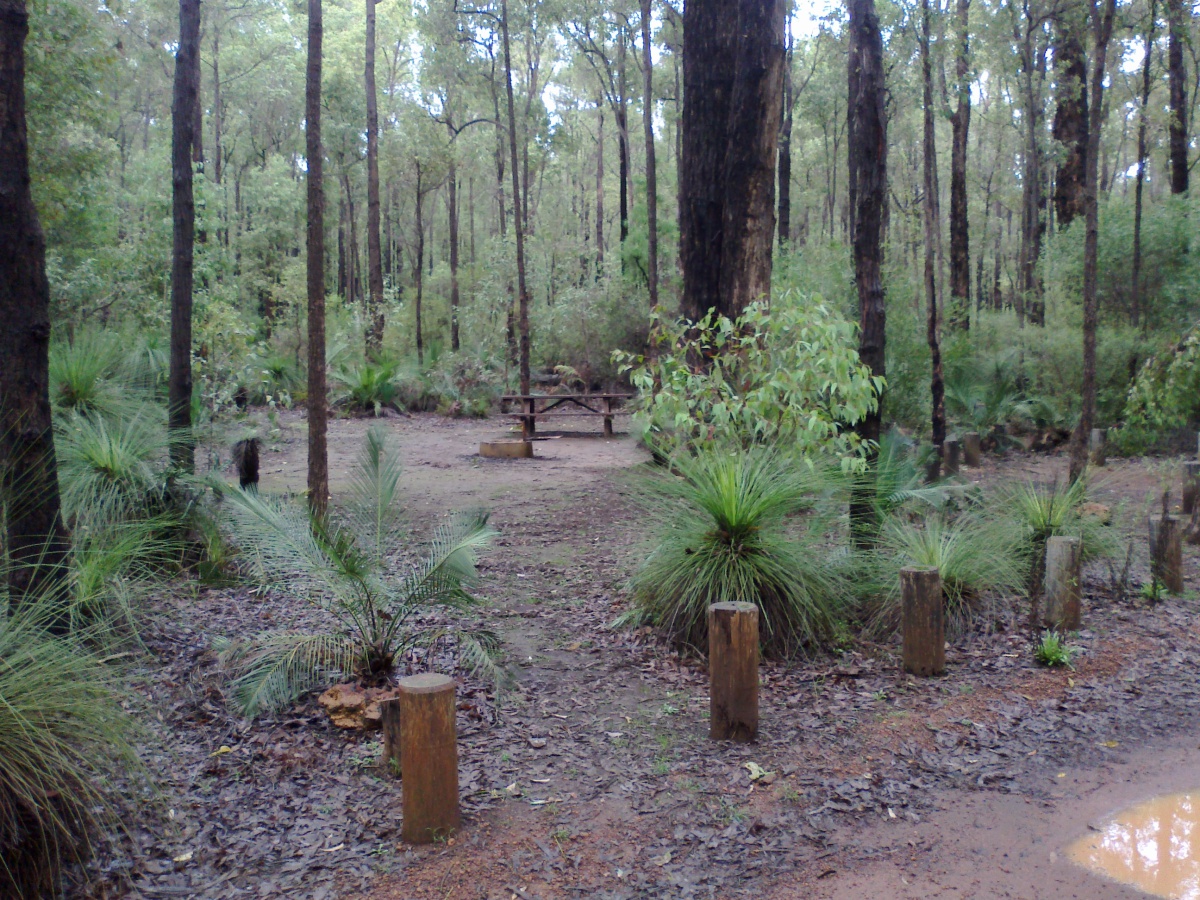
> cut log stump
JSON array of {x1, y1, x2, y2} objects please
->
[
  {"x1": 1089, "y1": 428, "x2": 1107, "y2": 467},
  {"x1": 901, "y1": 567, "x2": 944, "y2": 676},
  {"x1": 397, "y1": 674, "x2": 459, "y2": 843},
  {"x1": 944, "y1": 438, "x2": 961, "y2": 476},
  {"x1": 962, "y1": 431, "x2": 982, "y2": 467},
  {"x1": 709, "y1": 602, "x2": 759, "y2": 742},
  {"x1": 1043, "y1": 536, "x2": 1082, "y2": 631},
  {"x1": 479, "y1": 440, "x2": 533, "y2": 459},
  {"x1": 1182, "y1": 461, "x2": 1200, "y2": 516},
  {"x1": 1149, "y1": 515, "x2": 1184, "y2": 595}
]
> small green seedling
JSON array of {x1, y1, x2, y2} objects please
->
[{"x1": 1034, "y1": 630, "x2": 1077, "y2": 668}]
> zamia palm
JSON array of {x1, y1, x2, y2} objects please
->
[{"x1": 220, "y1": 427, "x2": 499, "y2": 715}]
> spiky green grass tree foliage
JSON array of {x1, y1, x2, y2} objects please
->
[
  {"x1": 219, "y1": 427, "x2": 499, "y2": 715},
  {"x1": 625, "y1": 448, "x2": 848, "y2": 656}
]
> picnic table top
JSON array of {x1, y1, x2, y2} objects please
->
[{"x1": 500, "y1": 392, "x2": 634, "y2": 401}]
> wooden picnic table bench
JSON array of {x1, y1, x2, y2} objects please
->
[{"x1": 500, "y1": 393, "x2": 634, "y2": 439}]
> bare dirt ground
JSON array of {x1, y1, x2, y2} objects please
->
[{"x1": 89, "y1": 411, "x2": 1200, "y2": 899}]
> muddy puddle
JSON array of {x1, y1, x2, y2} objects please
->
[{"x1": 1069, "y1": 791, "x2": 1200, "y2": 898}]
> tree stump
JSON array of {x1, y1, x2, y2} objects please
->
[
  {"x1": 1088, "y1": 428, "x2": 1107, "y2": 467},
  {"x1": 962, "y1": 431, "x2": 982, "y2": 467},
  {"x1": 379, "y1": 697, "x2": 401, "y2": 775},
  {"x1": 901, "y1": 567, "x2": 944, "y2": 676},
  {"x1": 1043, "y1": 536, "x2": 1082, "y2": 631},
  {"x1": 708, "y1": 602, "x2": 759, "y2": 742},
  {"x1": 944, "y1": 438, "x2": 961, "y2": 476},
  {"x1": 397, "y1": 674, "x2": 459, "y2": 843},
  {"x1": 1148, "y1": 515, "x2": 1184, "y2": 595},
  {"x1": 1182, "y1": 461, "x2": 1200, "y2": 516}
]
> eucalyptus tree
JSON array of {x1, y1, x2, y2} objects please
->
[{"x1": 306, "y1": 0, "x2": 328, "y2": 516}]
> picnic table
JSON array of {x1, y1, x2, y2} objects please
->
[{"x1": 500, "y1": 393, "x2": 634, "y2": 439}]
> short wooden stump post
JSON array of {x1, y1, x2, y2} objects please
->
[
  {"x1": 944, "y1": 438, "x2": 961, "y2": 476},
  {"x1": 709, "y1": 602, "x2": 759, "y2": 742},
  {"x1": 962, "y1": 431, "x2": 982, "y2": 468},
  {"x1": 1088, "y1": 428, "x2": 1107, "y2": 467},
  {"x1": 1149, "y1": 515, "x2": 1184, "y2": 595},
  {"x1": 1182, "y1": 461, "x2": 1200, "y2": 516},
  {"x1": 397, "y1": 674, "x2": 460, "y2": 843},
  {"x1": 901, "y1": 567, "x2": 944, "y2": 677},
  {"x1": 1043, "y1": 536, "x2": 1082, "y2": 631}
]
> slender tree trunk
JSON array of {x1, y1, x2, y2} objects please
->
[
  {"x1": 922, "y1": 0, "x2": 946, "y2": 478},
  {"x1": 500, "y1": 0, "x2": 530, "y2": 394},
  {"x1": 0, "y1": 0, "x2": 69, "y2": 624},
  {"x1": 364, "y1": 0, "x2": 384, "y2": 355},
  {"x1": 1069, "y1": 0, "x2": 1116, "y2": 484},
  {"x1": 414, "y1": 163, "x2": 424, "y2": 366},
  {"x1": 1167, "y1": 0, "x2": 1189, "y2": 194},
  {"x1": 778, "y1": 24, "x2": 793, "y2": 250},
  {"x1": 617, "y1": 24, "x2": 630, "y2": 249},
  {"x1": 212, "y1": 29, "x2": 222, "y2": 186},
  {"x1": 848, "y1": 0, "x2": 888, "y2": 543},
  {"x1": 169, "y1": 0, "x2": 200, "y2": 474},
  {"x1": 595, "y1": 105, "x2": 605, "y2": 276},
  {"x1": 640, "y1": 0, "x2": 659, "y2": 308},
  {"x1": 1052, "y1": 7, "x2": 1089, "y2": 228},
  {"x1": 337, "y1": 197, "x2": 347, "y2": 299},
  {"x1": 306, "y1": 0, "x2": 328, "y2": 517},
  {"x1": 1131, "y1": 0, "x2": 1157, "y2": 325},
  {"x1": 947, "y1": 0, "x2": 971, "y2": 331},
  {"x1": 447, "y1": 160, "x2": 460, "y2": 352},
  {"x1": 1018, "y1": 8, "x2": 1047, "y2": 325}
]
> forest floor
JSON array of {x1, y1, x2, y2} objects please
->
[{"x1": 87, "y1": 412, "x2": 1200, "y2": 900}]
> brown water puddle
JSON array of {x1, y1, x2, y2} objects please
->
[{"x1": 1069, "y1": 791, "x2": 1200, "y2": 898}]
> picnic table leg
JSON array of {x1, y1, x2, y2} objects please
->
[
  {"x1": 524, "y1": 399, "x2": 535, "y2": 439},
  {"x1": 603, "y1": 398, "x2": 614, "y2": 437}
]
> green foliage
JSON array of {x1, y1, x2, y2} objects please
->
[
  {"x1": 616, "y1": 293, "x2": 882, "y2": 467},
  {"x1": 848, "y1": 430, "x2": 972, "y2": 522},
  {"x1": 1122, "y1": 322, "x2": 1200, "y2": 437},
  {"x1": 1034, "y1": 630, "x2": 1076, "y2": 668},
  {"x1": 56, "y1": 412, "x2": 171, "y2": 524},
  {"x1": 624, "y1": 447, "x2": 848, "y2": 656},
  {"x1": 219, "y1": 427, "x2": 500, "y2": 715},
  {"x1": 332, "y1": 359, "x2": 405, "y2": 416}
]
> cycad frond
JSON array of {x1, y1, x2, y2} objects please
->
[
  {"x1": 397, "y1": 511, "x2": 496, "y2": 611},
  {"x1": 221, "y1": 632, "x2": 360, "y2": 717},
  {"x1": 345, "y1": 425, "x2": 405, "y2": 562}
]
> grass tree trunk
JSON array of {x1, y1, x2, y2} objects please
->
[
  {"x1": 500, "y1": 0, "x2": 530, "y2": 395},
  {"x1": 1052, "y1": 8, "x2": 1089, "y2": 228},
  {"x1": 847, "y1": 0, "x2": 888, "y2": 543},
  {"x1": 1069, "y1": 0, "x2": 1117, "y2": 484},
  {"x1": 169, "y1": 0, "x2": 200, "y2": 475},
  {"x1": 364, "y1": 0, "x2": 384, "y2": 356},
  {"x1": 306, "y1": 0, "x2": 328, "y2": 517},
  {"x1": 1131, "y1": 0, "x2": 1157, "y2": 325},
  {"x1": 922, "y1": 0, "x2": 946, "y2": 479},
  {"x1": 1167, "y1": 0, "x2": 1189, "y2": 194},
  {"x1": 947, "y1": 0, "x2": 970, "y2": 331},
  {"x1": 0, "y1": 0, "x2": 70, "y2": 625},
  {"x1": 640, "y1": 0, "x2": 658, "y2": 308}
]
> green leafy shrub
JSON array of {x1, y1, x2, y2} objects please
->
[
  {"x1": 1034, "y1": 629, "x2": 1076, "y2": 668},
  {"x1": 623, "y1": 447, "x2": 848, "y2": 656},
  {"x1": 332, "y1": 359, "x2": 404, "y2": 416},
  {"x1": 1122, "y1": 322, "x2": 1200, "y2": 439}
]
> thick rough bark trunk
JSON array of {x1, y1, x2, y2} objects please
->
[
  {"x1": 1131, "y1": 1, "x2": 1157, "y2": 324},
  {"x1": 169, "y1": 0, "x2": 200, "y2": 474},
  {"x1": 778, "y1": 26, "x2": 793, "y2": 250},
  {"x1": 306, "y1": 0, "x2": 328, "y2": 517},
  {"x1": 1167, "y1": 0, "x2": 1189, "y2": 194},
  {"x1": 364, "y1": 0, "x2": 384, "y2": 355},
  {"x1": 947, "y1": 0, "x2": 971, "y2": 331},
  {"x1": 1052, "y1": 8, "x2": 1089, "y2": 228},
  {"x1": 0, "y1": 0, "x2": 70, "y2": 623},
  {"x1": 847, "y1": 0, "x2": 888, "y2": 542},
  {"x1": 1069, "y1": 0, "x2": 1116, "y2": 484},
  {"x1": 679, "y1": 0, "x2": 786, "y2": 322},
  {"x1": 500, "y1": 0, "x2": 530, "y2": 394},
  {"x1": 640, "y1": 0, "x2": 658, "y2": 308},
  {"x1": 922, "y1": 0, "x2": 946, "y2": 478}
]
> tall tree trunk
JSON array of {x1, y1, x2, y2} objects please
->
[
  {"x1": 448, "y1": 161, "x2": 460, "y2": 352},
  {"x1": 1068, "y1": 0, "x2": 1116, "y2": 484},
  {"x1": 679, "y1": 0, "x2": 785, "y2": 322},
  {"x1": 169, "y1": 0, "x2": 200, "y2": 475},
  {"x1": 212, "y1": 29, "x2": 222, "y2": 186},
  {"x1": 414, "y1": 163, "x2": 424, "y2": 366},
  {"x1": 640, "y1": 0, "x2": 659, "y2": 308},
  {"x1": 617, "y1": 24, "x2": 630, "y2": 249},
  {"x1": 1167, "y1": 0, "x2": 1189, "y2": 194},
  {"x1": 1131, "y1": 0, "x2": 1157, "y2": 325},
  {"x1": 364, "y1": 0, "x2": 384, "y2": 355},
  {"x1": 595, "y1": 105, "x2": 605, "y2": 275},
  {"x1": 947, "y1": 0, "x2": 971, "y2": 331},
  {"x1": 306, "y1": 0, "x2": 328, "y2": 517},
  {"x1": 848, "y1": 0, "x2": 888, "y2": 543},
  {"x1": 1052, "y1": 7, "x2": 1089, "y2": 228},
  {"x1": 0, "y1": 0, "x2": 69, "y2": 624},
  {"x1": 922, "y1": 0, "x2": 946, "y2": 478},
  {"x1": 778, "y1": 23, "x2": 793, "y2": 250},
  {"x1": 500, "y1": 0, "x2": 530, "y2": 394},
  {"x1": 337, "y1": 198, "x2": 347, "y2": 299}
]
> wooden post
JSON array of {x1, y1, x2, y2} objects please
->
[
  {"x1": 944, "y1": 438, "x2": 961, "y2": 476},
  {"x1": 380, "y1": 696, "x2": 401, "y2": 775},
  {"x1": 1149, "y1": 515, "x2": 1184, "y2": 594},
  {"x1": 1182, "y1": 461, "x2": 1200, "y2": 516},
  {"x1": 962, "y1": 431, "x2": 982, "y2": 467},
  {"x1": 603, "y1": 397, "x2": 614, "y2": 437},
  {"x1": 708, "y1": 602, "x2": 758, "y2": 742},
  {"x1": 1043, "y1": 536, "x2": 1082, "y2": 631},
  {"x1": 901, "y1": 567, "x2": 944, "y2": 676},
  {"x1": 397, "y1": 674, "x2": 459, "y2": 843},
  {"x1": 1088, "y1": 428, "x2": 1107, "y2": 467}
]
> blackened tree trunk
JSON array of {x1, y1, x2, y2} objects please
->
[
  {"x1": 1052, "y1": 7, "x2": 1089, "y2": 228},
  {"x1": 169, "y1": 0, "x2": 200, "y2": 474},
  {"x1": 617, "y1": 23, "x2": 629, "y2": 248},
  {"x1": 447, "y1": 161, "x2": 460, "y2": 351},
  {"x1": 413, "y1": 162, "x2": 425, "y2": 366},
  {"x1": 306, "y1": 0, "x2": 328, "y2": 517},
  {"x1": 679, "y1": 0, "x2": 786, "y2": 322},
  {"x1": 640, "y1": 0, "x2": 658, "y2": 308},
  {"x1": 501, "y1": 0, "x2": 530, "y2": 394},
  {"x1": 0, "y1": 0, "x2": 69, "y2": 622},
  {"x1": 847, "y1": 0, "x2": 888, "y2": 542},
  {"x1": 1131, "y1": 0, "x2": 1156, "y2": 325},
  {"x1": 947, "y1": 0, "x2": 971, "y2": 331},
  {"x1": 778, "y1": 23, "x2": 793, "y2": 250},
  {"x1": 364, "y1": 0, "x2": 384, "y2": 355},
  {"x1": 922, "y1": 0, "x2": 946, "y2": 478},
  {"x1": 1069, "y1": 0, "x2": 1116, "y2": 484},
  {"x1": 1167, "y1": 0, "x2": 1189, "y2": 194}
]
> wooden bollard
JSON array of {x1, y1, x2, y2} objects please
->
[
  {"x1": 1149, "y1": 515, "x2": 1184, "y2": 595},
  {"x1": 901, "y1": 567, "x2": 944, "y2": 676},
  {"x1": 1088, "y1": 428, "x2": 1107, "y2": 467},
  {"x1": 1043, "y1": 536, "x2": 1082, "y2": 631},
  {"x1": 380, "y1": 697, "x2": 402, "y2": 775},
  {"x1": 944, "y1": 438, "x2": 961, "y2": 476},
  {"x1": 962, "y1": 431, "x2": 982, "y2": 468},
  {"x1": 1182, "y1": 461, "x2": 1200, "y2": 516},
  {"x1": 397, "y1": 674, "x2": 460, "y2": 843},
  {"x1": 709, "y1": 602, "x2": 758, "y2": 742}
]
